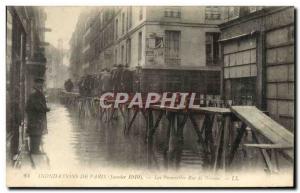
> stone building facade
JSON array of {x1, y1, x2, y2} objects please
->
[
  {"x1": 6, "y1": 6, "x2": 48, "y2": 161},
  {"x1": 70, "y1": 6, "x2": 225, "y2": 93},
  {"x1": 69, "y1": 6, "x2": 295, "y2": 130},
  {"x1": 219, "y1": 7, "x2": 295, "y2": 131}
]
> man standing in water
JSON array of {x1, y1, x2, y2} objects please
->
[{"x1": 25, "y1": 77, "x2": 50, "y2": 154}]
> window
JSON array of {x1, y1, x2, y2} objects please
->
[
  {"x1": 249, "y1": 6, "x2": 263, "y2": 13},
  {"x1": 138, "y1": 32, "x2": 142, "y2": 61},
  {"x1": 121, "y1": 45, "x2": 124, "y2": 65},
  {"x1": 164, "y1": 7, "x2": 181, "y2": 18},
  {"x1": 239, "y1": 7, "x2": 250, "y2": 17},
  {"x1": 122, "y1": 12, "x2": 125, "y2": 35},
  {"x1": 205, "y1": 6, "x2": 221, "y2": 20},
  {"x1": 206, "y1": 32, "x2": 220, "y2": 65},
  {"x1": 100, "y1": 33, "x2": 103, "y2": 50},
  {"x1": 139, "y1": 7, "x2": 143, "y2": 20},
  {"x1": 108, "y1": 23, "x2": 114, "y2": 45},
  {"x1": 128, "y1": 7, "x2": 132, "y2": 29},
  {"x1": 207, "y1": 71, "x2": 221, "y2": 95},
  {"x1": 227, "y1": 7, "x2": 240, "y2": 20},
  {"x1": 99, "y1": 13, "x2": 103, "y2": 29},
  {"x1": 165, "y1": 31, "x2": 181, "y2": 66},
  {"x1": 115, "y1": 19, "x2": 118, "y2": 40},
  {"x1": 230, "y1": 77, "x2": 256, "y2": 105},
  {"x1": 115, "y1": 48, "x2": 118, "y2": 64},
  {"x1": 126, "y1": 38, "x2": 131, "y2": 66}
]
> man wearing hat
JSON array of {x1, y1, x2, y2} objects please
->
[
  {"x1": 110, "y1": 64, "x2": 118, "y2": 92},
  {"x1": 114, "y1": 64, "x2": 124, "y2": 92},
  {"x1": 25, "y1": 77, "x2": 50, "y2": 154},
  {"x1": 121, "y1": 65, "x2": 133, "y2": 93}
]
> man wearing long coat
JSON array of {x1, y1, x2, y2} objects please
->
[
  {"x1": 121, "y1": 66, "x2": 133, "y2": 93},
  {"x1": 25, "y1": 77, "x2": 50, "y2": 154},
  {"x1": 101, "y1": 69, "x2": 112, "y2": 93}
]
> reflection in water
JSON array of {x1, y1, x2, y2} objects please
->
[{"x1": 43, "y1": 103, "x2": 204, "y2": 171}]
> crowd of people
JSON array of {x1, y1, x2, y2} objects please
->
[{"x1": 64, "y1": 64, "x2": 135, "y2": 97}]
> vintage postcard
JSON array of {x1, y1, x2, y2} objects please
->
[{"x1": 6, "y1": 5, "x2": 295, "y2": 187}]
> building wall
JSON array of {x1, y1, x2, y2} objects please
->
[
  {"x1": 264, "y1": 10, "x2": 294, "y2": 131},
  {"x1": 143, "y1": 24, "x2": 220, "y2": 67},
  {"x1": 145, "y1": 6, "x2": 206, "y2": 23},
  {"x1": 127, "y1": 27, "x2": 146, "y2": 67},
  {"x1": 6, "y1": 6, "x2": 47, "y2": 160},
  {"x1": 220, "y1": 7, "x2": 295, "y2": 131},
  {"x1": 45, "y1": 45, "x2": 70, "y2": 89},
  {"x1": 69, "y1": 6, "x2": 224, "y2": 97},
  {"x1": 112, "y1": 6, "x2": 222, "y2": 69},
  {"x1": 222, "y1": 35, "x2": 258, "y2": 107},
  {"x1": 70, "y1": 6, "x2": 224, "y2": 74},
  {"x1": 113, "y1": 6, "x2": 146, "y2": 67},
  {"x1": 128, "y1": 6, "x2": 146, "y2": 32}
]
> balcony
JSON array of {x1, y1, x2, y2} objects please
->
[
  {"x1": 206, "y1": 57, "x2": 220, "y2": 66},
  {"x1": 165, "y1": 57, "x2": 181, "y2": 66}
]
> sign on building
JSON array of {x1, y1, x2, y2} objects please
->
[{"x1": 146, "y1": 35, "x2": 164, "y2": 66}]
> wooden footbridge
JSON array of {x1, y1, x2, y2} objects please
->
[{"x1": 60, "y1": 91, "x2": 294, "y2": 173}]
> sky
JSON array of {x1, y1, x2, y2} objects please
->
[{"x1": 44, "y1": 6, "x2": 84, "y2": 50}]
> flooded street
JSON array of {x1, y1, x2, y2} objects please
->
[
  {"x1": 6, "y1": 5, "x2": 295, "y2": 188},
  {"x1": 42, "y1": 102, "x2": 204, "y2": 171}
]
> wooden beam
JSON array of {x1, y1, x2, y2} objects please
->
[{"x1": 244, "y1": 144, "x2": 293, "y2": 149}]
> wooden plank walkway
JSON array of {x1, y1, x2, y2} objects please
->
[
  {"x1": 190, "y1": 107, "x2": 231, "y2": 115},
  {"x1": 60, "y1": 94, "x2": 294, "y2": 172},
  {"x1": 230, "y1": 106, "x2": 294, "y2": 159}
]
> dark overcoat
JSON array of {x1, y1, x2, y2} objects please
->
[{"x1": 25, "y1": 88, "x2": 49, "y2": 136}]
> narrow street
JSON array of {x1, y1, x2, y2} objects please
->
[
  {"x1": 6, "y1": 6, "x2": 295, "y2": 187},
  {"x1": 41, "y1": 102, "x2": 204, "y2": 171},
  {"x1": 44, "y1": 102, "x2": 148, "y2": 170}
]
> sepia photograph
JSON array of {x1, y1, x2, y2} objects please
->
[{"x1": 5, "y1": 4, "x2": 295, "y2": 188}]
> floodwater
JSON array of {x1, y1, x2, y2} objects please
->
[
  {"x1": 34, "y1": 101, "x2": 293, "y2": 176},
  {"x1": 42, "y1": 102, "x2": 205, "y2": 171}
]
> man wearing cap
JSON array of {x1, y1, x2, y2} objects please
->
[{"x1": 25, "y1": 77, "x2": 50, "y2": 154}]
